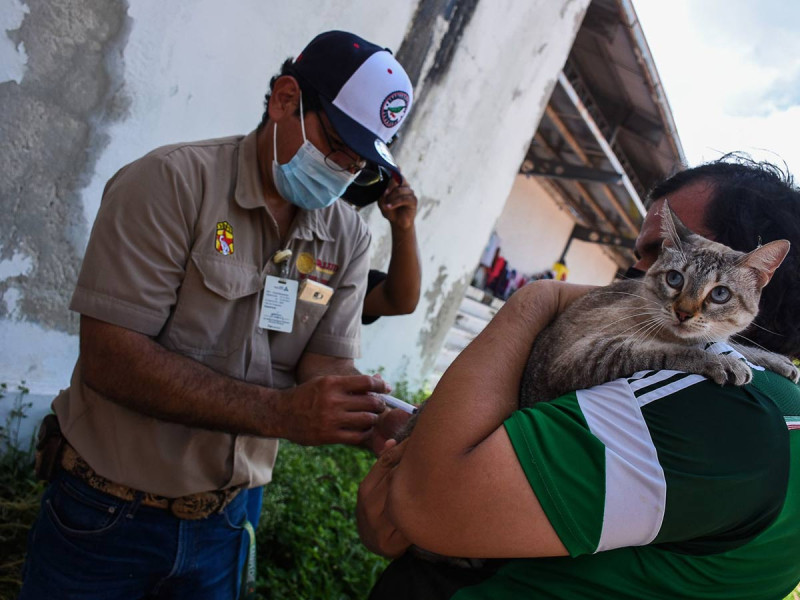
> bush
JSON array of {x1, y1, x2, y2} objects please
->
[
  {"x1": 250, "y1": 381, "x2": 428, "y2": 599},
  {"x1": 254, "y1": 443, "x2": 390, "y2": 599},
  {"x1": 0, "y1": 384, "x2": 44, "y2": 600}
]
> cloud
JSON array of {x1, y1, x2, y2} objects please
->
[
  {"x1": 680, "y1": 0, "x2": 800, "y2": 118},
  {"x1": 726, "y1": 69, "x2": 800, "y2": 117},
  {"x1": 689, "y1": 0, "x2": 800, "y2": 65}
]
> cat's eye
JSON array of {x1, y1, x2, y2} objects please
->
[
  {"x1": 665, "y1": 270, "x2": 684, "y2": 289},
  {"x1": 709, "y1": 286, "x2": 731, "y2": 304}
]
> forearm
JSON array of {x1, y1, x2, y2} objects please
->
[
  {"x1": 377, "y1": 282, "x2": 586, "y2": 557},
  {"x1": 296, "y1": 352, "x2": 361, "y2": 381},
  {"x1": 363, "y1": 224, "x2": 421, "y2": 317},
  {"x1": 383, "y1": 224, "x2": 421, "y2": 313},
  {"x1": 401, "y1": 281, "x2": 562, "y2": 458},
  {"x1": 80, "y1": 316, "x2": 288, "y2": 438}
]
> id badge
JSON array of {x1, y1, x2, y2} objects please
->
[{"x1": 259, "y1": 276, "x2": 298, "y2": 332}]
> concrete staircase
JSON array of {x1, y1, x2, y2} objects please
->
[{"x1": 429, "y1": 286, "x2": 505, "y2": 387}]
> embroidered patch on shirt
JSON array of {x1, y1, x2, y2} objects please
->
[
  {"x1": 215, "y1": 221, "x2": 234, "y2": 255},
  {"x1": 296, "y1": 252, "x2": 315, "y2": 275},
  {"x1": 315, "y1": 259, "x2": 339, "y2": 276}
]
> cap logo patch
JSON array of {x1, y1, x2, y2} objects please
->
[
  {"x1": 215, "y1": 221, "x2": 234, "y2": 255},
  {"x1": 380, "y1": 91, "x2": 409, "y2": 128}
]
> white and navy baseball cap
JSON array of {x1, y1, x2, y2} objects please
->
[{"x1": 292, "y1": 31, "x2": 414, "y2": 179}]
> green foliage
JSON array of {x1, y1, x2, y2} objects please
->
[
  {"x1": 0, "y1": 383, "x2": 44, "y2": 600},
  {"x1": 254, "y1": 442, "x2": 389, "y2": 600},
  {"x1": 250, "y1": 378, "x2": 426, "y2": 599},
  {"x1": 391, "y1": 379, "x2": 431, "y2": 406}
]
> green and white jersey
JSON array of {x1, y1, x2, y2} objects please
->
[{"x1": 370, "y1": 343, "x2": 800, "y2": 600}]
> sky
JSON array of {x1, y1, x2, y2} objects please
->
[{"x1": 633, "y1": 0, "x2": 800, "y2": 180}]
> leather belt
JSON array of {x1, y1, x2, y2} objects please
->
[{"x1": 59, "y1": 444, "x2": 241, "y2": 520}]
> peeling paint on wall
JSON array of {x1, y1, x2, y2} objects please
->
[
  {"x1": 0, "y1": 0, "x2": 29, "y2": 83},
  {"x1": 417, "y1": 267, "x2": 472, "y2": 374},
  {"x1": 0, "y1": 0, "x2": 131, "y2": 333},
  {"x1": 392, "y1": 0, "x2": 479, "y2": 149}
]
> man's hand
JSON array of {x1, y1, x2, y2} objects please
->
[
  {"x1": 279, "y1": 374, "x2": 390, "y2": 446},
  {"x1": 357, "y1": 439, "x2": 411, "y2": 557},
  {"x1": 369, "y1": 406, "x2": 413, "y2": 455},
  {"x1": 378, "y1": 177, "x2": 417, "y2": 231}
]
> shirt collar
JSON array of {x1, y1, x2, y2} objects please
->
[{"x1": 235, "y1": 129, "x2": 334, "y2": 243}]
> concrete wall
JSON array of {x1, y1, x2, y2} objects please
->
[
  {"x1": 358, "y1": 0, "x2": 591, "y2": 385},
  {"x1": 1, "y1": 0, "x2": 589, "y2": 436},
  {"x1": 494, "y1": 175, "x2": 619, "y2": 286}
]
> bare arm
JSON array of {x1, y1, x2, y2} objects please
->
[
  {"x1": 362, "y1": 178, "x2": 421, "y2": 317},
  {"x1": 358, "y1": 281, "x2": 593, "y2": 558},
  {"x1": 81, "y1": 316, "x2": 388, "y2": 446}
]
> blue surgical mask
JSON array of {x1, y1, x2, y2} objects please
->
[{"x1": 272, "y1": 97, "x2": 358, "y2": 210}]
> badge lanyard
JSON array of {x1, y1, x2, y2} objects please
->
[
  {"x1": 258, "y1": 248, "x2": 298, "y2": 333},
  {"x1": 240, "y1": 519, "x2": 258, "y2": 599}
]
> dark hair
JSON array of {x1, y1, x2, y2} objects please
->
[
  {"x1": 258, "y1": 57, "x2": 322, "y2": 131},
  {"x1": 650, "y1": 154, "x2": 800, "y2": 358}
]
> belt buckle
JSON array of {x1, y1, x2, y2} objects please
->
[{"x1": 170, "y1": 492, "x2": 222, "y2": 520}]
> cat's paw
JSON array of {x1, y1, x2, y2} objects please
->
[
  {"x1": 703, "y1": 357, "x2": 753, "y2": 386},
  {"x1": 763, "y1": 356, "x2": 800, "y2": 384}
]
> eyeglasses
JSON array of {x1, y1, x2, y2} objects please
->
[{"x1": 316, "y1": 112, "x2": 385, "y2": 187}]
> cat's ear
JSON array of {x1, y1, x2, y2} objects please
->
[
  {"x1": 659, "y1": 200, "x2": 693, "y2": 250},
  {"x1": 740, "y1": 240, "x2": 791, "y2": 288}
]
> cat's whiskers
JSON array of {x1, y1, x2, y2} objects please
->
[
  {"x1": 596, "y1": 311, "x2": 662, "y2": 333},
  {"x1": 731, "y1": 333, "x2": 773, "y2": 353},
  {"x1": 627, "y1": 320, "x2": 659, "y2": 345},
  {"x1": 593, "y1": 290, "x2": 663, "y2": 309},
  {"x1": 614, "y1": 314, "x2": 662, "y2": 337},
  {"x1": 642, "y1": 322, "x2": 667, "y2": 346},
  {"x1": 624, "y1": 318, "x2": 664, "y2": 345},
  {"x1": 639, "y1": 319, "x2": 666, "y2": 344},
  {"x1": 746, "y1": 321, "x2": 785, "y2": 337}
]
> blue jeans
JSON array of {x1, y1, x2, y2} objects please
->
[
  {"x1": 19, "y1": 469, "x2": 249, "y2": 599},
  {"x1": 246, "y1": 486, "x2": 264, "y2": 527}
]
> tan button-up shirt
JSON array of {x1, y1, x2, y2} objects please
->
[{"x1": 54, "y1": 130, "x2": 371, "y2": 497}]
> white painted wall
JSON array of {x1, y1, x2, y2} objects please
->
[
  {"x1": 357, "y1": 0, "x2": 590, "y2": 385},
  {"x1": 494, "y1": 175, "x2": 619, "y2": 286}
]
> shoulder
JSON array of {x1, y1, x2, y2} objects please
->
[
  {"x1": 319, "y1": 201, "x2": 371, "y2": 247},
  {"x1": 112, "y1": 135, "x2": 242, "y2": 176},
  {"x1": 104, "y1": 135, "x2": 245, "y2": 198},
  {"x1": 138, "y1": 135, "x2": 244, "y2": 172}
]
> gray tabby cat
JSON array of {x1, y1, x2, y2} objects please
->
[{"x1": 519, "y1": 203, "x2": 799, "y2": 407}]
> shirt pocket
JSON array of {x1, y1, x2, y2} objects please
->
[
  {"x1": 168, "y1": 253, "x2": 263, "y2": 357},
  {"x1": 269, "y1": 300, "x2": 330, "y2": 369}
]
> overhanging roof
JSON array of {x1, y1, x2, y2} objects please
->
[{"x1": 521, "y1": 0, "x2": 685, "y2": 267}]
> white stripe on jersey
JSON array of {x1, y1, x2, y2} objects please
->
[
  {"x1": 577, "y1": 379, "x2": 667, "y2": 552},
  {"x1": 628, "y1": 370, "x2": 685, "y2": 394},
  {"x1": 637, "y1": 373, "x2": 707, "y2": 407}
]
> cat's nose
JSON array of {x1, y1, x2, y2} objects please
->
[{"x1": 675, "y1": 310, "x2": 693, "y2": 323}]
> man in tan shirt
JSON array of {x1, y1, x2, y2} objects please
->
[{"x1": 21, "y1": 30, "x2": 415, "y2": 599}]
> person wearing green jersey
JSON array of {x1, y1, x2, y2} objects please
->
[{"x1": 358, "y1": 155, "x2": 800, "y2": 600}]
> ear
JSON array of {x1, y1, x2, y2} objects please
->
[
  {"x1": 268, "y1": 76, "x2": 301, "y2": 122},
  {"x1": 659, "y1": 200, "x2": 693, "y2": 249},
  {"x1": 741, "y1": 240, "x2": 791, "y2": 288}
]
